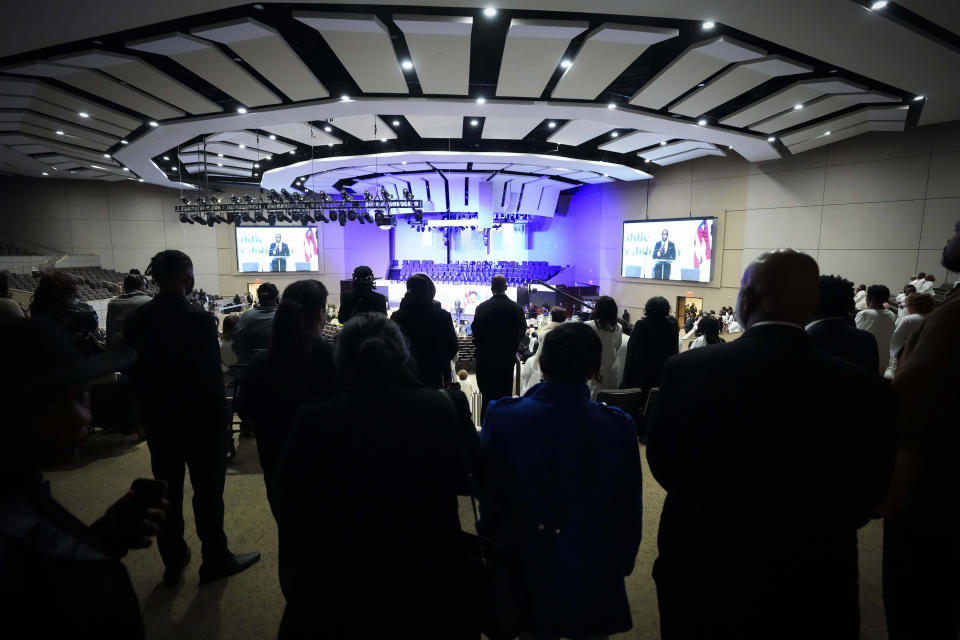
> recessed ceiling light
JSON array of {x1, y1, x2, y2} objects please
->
[
  {"x1": 702, "y1": 21, "x2": 715, "y2": 30},
  {"x1": 483, "y1": 7, "x2": 497, "y2": 17},
  {"x1": 548, "y1": 121, "x2": 556, "y2": 128},
  {"x1": 254, "y1": 172, "x2": 259, "y2": 176},
  {"x1": 559, "y1": 59, "x2": 572, "y2": 69},
  {"x1": 824, "y1": 130, "x2": 831, "y2": 136},
  {"x1": 78, "y1": 112, "x2": 90, "y2": 118},
  {"x1": 470, "y1": 119, "x2": 478, "y2": 126},
  {"x1": 340, "y1": 94, "x2": 350, "y2": 101},
  {"x1": 138, "y1": 178, "x2": 144, "y2": 182},
  {"x1": 237, "y1": 107, "x2": 247, "y2": 114},
  {"x1": 217, "y1": 163, "x2": 223, "y2": 167},
  {"x1": 171, "y1": 167, "x2": 177, "y2": 172},
  {"x1": 767, "y1": 136, "x2": 776, "y2": 142},
  {"x1": 793, "y1": 103, "x2": 804, "y2": 110},
  {"x1": 660, "y1": 141, "x2": 667, "y2": 146},
  {"x1": 476, "y1": 97, "x2": 486, "y2": 104},
  {"x1": 324, "y1": 126, "x2": 332, "y2": 132},
  {"x1": 603, "y1": 173, "x2": 608, "y2": 177},
  {"x1": 41, "y1": 172, "x2": 48, "y2": 176},
  {"x1": 381, "y1": 137, "x2": 387, "y2": 142},
  {"x1": 239, "y1": 144, "x2": 245, "y2": 149},
  {"x1": 266, "y1": 155, "x2": 272, "y2": 160},
  {"x1": 122, "y1": 167, "x2": 129, "y2": 171},
  {"x1": 148, "y1": 121, "x2": 158, "y2": 127},
  {"x1": 162, "y1": 156, "x2": 169, "y2": 161},
  {"x1": 913, "y1": 95, "x2": 925, "y2": 101},
  {"x1": 401, "y1": 60, "x2": 413, "y2": 70},
  {"x1": 120, "y1": 140, "x2": 128, "y2": 144},
  {"x1": 254, "y1": 163, "x2": 260, "y2": 168},
  {"x1": 697, "y1": 119, "x2": 707, "y2": 126},
  {"x1": 697, "y1": 83, "x2": 705, "y2": 87},
  {"x1": 607, "y1": 103, "x2": 616, "y2": 109},
  {"x1": 392, "y1": 120, "x2": 400, "y2": 126},
  {"x1": 268, "y1": 134, "x2": 276, "y2": 140},
  {"x1": 328, "y1": 143, "x2": 334, "y2": 147},
  {"x1": 218, "y1": 153, "x2": 224, "y2": 157},
  {"x1": 870, "y1": 1, "x2": 888, "y2": 9},
  {"x1": 611, "y1": 131, "x2": 619, "y2": 137},
  {"x1": 55, "y1": 130, "x2": 64, "y2": 135},
  {"x1": 402, "y1": 161, "x2": 407, "y2": 165},
  {"x1": 644, "y1": 158, "x2": 650, "y2": 163}
]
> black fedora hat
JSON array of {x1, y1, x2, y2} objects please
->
[{"x1": 1, "y1": 318, "x2": 136, "y2": 395}]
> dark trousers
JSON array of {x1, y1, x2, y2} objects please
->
[
  {"x1": 271, "y1": 258, "x2": 287, "y2": 272},
  {"x1": 883, "y1": 515, "x2": 960, "y2": 639},
  {"x1": 477, "y1": 359, "x2": 515, "y2": 423},
  {"x1": 146, "y1": 426, "x2": 229, "y2": 567},
  {"x1": 653, "y1": 261, "x2": 671, "y2": 280}
]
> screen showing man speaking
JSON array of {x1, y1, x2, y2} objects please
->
[
  {"x1": 236, "y1": 226, "x2": 321, "y2": 273},
  {"x1": 621, "y1": 217, "x2": 715, "y2": 283}
]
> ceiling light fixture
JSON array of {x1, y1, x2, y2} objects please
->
[
  {"x1": 870, "y1": 1, "x2": 888, "y2": 9},
  {"x1": 324, "y1": 126, "x2": 332, "y2": 132},
  {"x1": 913, "y1": 95, "x2": 925, "y2": 101},
  {"x1": 138, "y1": 178, "x2": 144, "y2": 182},
  {"x1": 340, "y1": 94, "x2": 350, "y2": 101},
  {"x1": 78, "y1": 112, "x2": 89, "y2": 118},
  {"x1": 702, "y1": 21, "x2": 715, "y2": 30},
  {"x1": 381, "y1": 137, "x2": 387, "y2": 142},
  {"x1": 328, "y1": 143, "x2": 334, "y2": 147},
  {"x1": 607, "y1": 103, "x2": 616, "y2": 109},
  {"x1": 697, "y1": 119, "x2": 707, "y2": 126},
  {"x1": 793, "y1": 103, "x2": 804, "y2": 110},
  {"x1": 238, "y1": 144, "x2": 245, "y2": 149},
  {"x1": 162, "y1": 156, "x2": 169, "y2": 161},
  {"x1": 767, "y1": 136, "x2": 776, "y2": 142},
  {"x1": 103, "y1": 153, "x2": 111, "y2": 158},
  {"x1": 41, "y1": 172, "x2": 48, "y2": 176},
  {"x1": 55, "y1": 130, "x2": 64, "y2": 135},
  {"x1": 611, "y1": 131, "x2": 619, "y2": 137},
  {"x1": 660, "y1": 141, "x2": 667, "y2": 146},
  {"x1": 392, "y1": 120, "x2": 400, "y2": 126},
  {"x1": 476, "y1": 97, "x2": 486, "y2": 104},
  {"x1": 218, "y1": 153, "x2": 224, "y2": 157},
  {"x1": 289, "y1": 150, "x2": 296, "y2": 155},
  {"x1": 401, "y1": 60, "x2": 413, "y2": 70},
  {"x1": 122, "y1": 167, "x2": 129, "y2": 172},
  {"x1": 559, "y1": 59, "x2": 572, "y2": 69},
  {"x1": 548, "y1": 121, "x2": 556, "y2": 128},
  {"x1": 267, "y1": 134, "x2": 276, "y2": 140},
  {"x1": 237, "y1": 107, "x2": 247, "y2": 114},
  {"x1": 483, "y1": 7, "x2": 497, "y2": 17},
  {"x1": 217, "y1": 163, "x2": 223, "y2": 167},
  {"x1": 148, "y1": 121, "x2": 158, "y2": 127},
  {"x1": 121, "y1": 140, "x2": 128, "y2": 144},
  {"x1": 171, "y1": 167, "x2": 177, "y2": 172},
  {"x1": 824, "y1": 130, "x2": 831, "y2": 136},
  {"x1": 470, "y1": 119, "x2": 478, "y2": 126},
  {"x1": 254, "y1": 163, "x2": 260, "y2": 168}
]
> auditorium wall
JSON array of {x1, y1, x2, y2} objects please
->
[{"x1": 572, "y1": 121, "x2": 960, "y2": 319}]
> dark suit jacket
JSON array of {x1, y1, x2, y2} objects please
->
[
  {"x1": 653, "y1": 240, "x2": 676, "y2": 261},
  {"x1": 337, "y1": 288, "x2": 387, "y2": 325},
  {"x1": 391, "y1": 297, "x2": 459, "y2": 388},
  {"x1": 620, "y1": 315, "x2": 679, "y2": 391},
  {"x1": 269, "y1": 242, "x2": 290, "y2": 257},
  {"x1": 276, "y1": 369, "x2": 479, "y2": 638},
  {"x1": 647, "y1": 324, "x2": 896, "y2": 638},
  {"x1": 806, "y1": 317, "x2": 880, "y2": 373},
  {"x1": 471, "y1": 293, "x2": 526, "y2": 366},
  {"x1": 124, "y1": 292, "x2": 225, "y2": 431}
]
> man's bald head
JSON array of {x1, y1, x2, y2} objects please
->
[{"x1": 736, "y1": 250, "x2": 819, "y2": 328}]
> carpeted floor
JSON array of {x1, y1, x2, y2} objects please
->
[{"x1": 47, "y1": 430, "x2": 888, "y2": 640}]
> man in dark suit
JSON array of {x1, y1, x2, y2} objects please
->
[
  {"x1": 268, "y1": 233, "x2": 290, "y2": 272},
  {"x1": 337, "y1": 265, "x2": 387, "y2": 324},
  {"x1": 647, "y1": 250, "x2": 896, "y2": 639},
  {"x1": 125, "y1": 250, "x2": 260, "y2": 587},
  {"x1": 471, "y1": 274, "x2": 526, "y2": 422},
  {"x1": 806, "y1": 274, "x2": 879, "y2": 372},
  {"x1": 652, "y1": 228, "x2": 677, "y2": 280}
]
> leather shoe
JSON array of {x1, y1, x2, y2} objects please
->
[
  {"x1": 163, "y1": 547, "x2": 191, "y2": 587},
  {"x1": 199, "y1": 550, "x2": 261, "y2": 585}
]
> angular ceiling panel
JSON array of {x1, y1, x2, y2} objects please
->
[
  {"x1": 496, "y1": 18, "x2": 588, "y2": 98},
  {"x1": 654, "y1": 147, "x2": 726, "y2": 165},
  {"x1": 328, "y1": 115, "x2": 397, "y2": 141},
  {"x1": 720, "y1": 78, "x2": 867, "y2": 128},
  {"x1": 630, "y1": 36, "x2": 766, "y2": 110},
  {"x1": 639, "y1": 140, "x2": 718, "y2": 161},
  {"x1": 50, "y1": 50, "x2": 221, "y2": 115},
  {"x1": 191, "y1": 18, "x2": 328, "y2": 102},
  {"x1": 480, "y1": 116, "x2": 543, "y2": 140},
  {"x1": 0, "y1": 78, "x2": 139, "y2": 133},
  {"x1": 551, "y1": 23, "x2": 679, "y2": 100},
  {"x1": 781, "y1": 105, "x2": 908, "y2": 147},
  {"x1": 405, "y1": 114, "x2": 463, "y2": 138},
  {"x1": 787, "y1": 119, "x2": 906, "y2": 155},
  {"x1": 598, "y1": 130, "x2": 664, "y2": 153},
  {"x1": 393, "y1": 14, "x2": 472, "y2": 96},
  {"x1": 127, "y1": 32, "x2": 280, "y2": 107},
  {"x1": 546, "y1": 119, "x2": 614, "y2": 146},
  {"x1": 0, "y1": 111, "x2": 117, "y2": 148},
  {"x1": 751, "y1": 90, "x2": 900, "y2": 133},
  {"x1": 293, "y1": 12, "x2": 408, "y2": 94},
  {"x1": 671, "y1": 55, "x2": 812, "y2": 117},
  {"x1": 2, "y1": 61, "x2": 184, "y2": 119}
]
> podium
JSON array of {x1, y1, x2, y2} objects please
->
[{"x1": 653, "y1": 259, "x2": 675, "y2": 280}]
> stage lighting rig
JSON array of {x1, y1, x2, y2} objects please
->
[
  {"x1": 281, "y1": 188, "x2": 294, "y2": 203},
  {"x1": 179, "y1": 213, "x2": 193, "y2": 224},
  {"x1": 347, "y1": 209, "x2": 357, "y2": 222},
  {"x1": 267, "y1": 213, "x2": 277, "y2": 226},
  {"x1": 338, "y1": 210, "x2": 347, "y2": 226},
  {"x1": 230, "y1": 194, "x2": 241, "y2": 204}
]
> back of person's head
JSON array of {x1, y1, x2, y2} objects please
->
[
  {"x1": 814, "y1": 274, "x2": 855, "y2": 319},
  {"x1": 904, "y1": 284, "x2": 917, "y2": 294},
  {"x1": 123, "y1": 269, "x2": 146, "y2": 293},
  {"x1": 457, "y1": 369, "x2": 468, "y2": 381},
  {"x1": 405, "y1": 273, "x2": 436, "y2": 302},
  {"x1": 917, "y1": 272, "x2": 926, "y2": 279},
  {"x1": 644, "y1": 296, "x2": 671, "y2": 319},
  {"x1": 30, "y1": 271, "x2": 77, "y2": 313},
  {"x1": 698, "y1": 316, "x2": 722, "y2": 343},
  {"x1": 491, "y1": 274, "x2": 507, "y2": 294},
  {"x1": 737, "y1": 249, "x2": 819, "y2": 327},
  {"x1": 905, "y1": 292, "x2": 935, "y2": 315},
  {"x1": 539, "y1": 322, "x2": 601, "y2": 384},
  {"x1": 550, "y1": 306, "x2": 566, "y2": 323},
  {"x1": 866, "y1": 284, "x2": 891, "y2": 307},
  {"x1": 146, "y1": 249, "x2": 193, "y2": 293},
  {"x1": 352, "y1": 265, "x2": 375, "y2": 293},
  {"x1": 269, "y1": 280, "x2": 328, "y2": 375},
  {"x1": 0, "y1": 271, "x2": 9, "y2": 298},
  {"x1": 257, "y1": 282, "x2": 279, "y2": 307},
  {"x1": 336, "y1": 313, "x2": 409, "y2": 387},
  {"x1": 592, "y1": 295, "x2": 618, "y2": 331},
  {"x1": 221, "y1": 313, "x2": 240, "y2": 340}
]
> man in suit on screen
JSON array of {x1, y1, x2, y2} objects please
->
[
  {"x1": 269, "y1": 233, "x2": 290, "y2": 272},
  {"x1": 652, "y1": 229, "x2": 676, "y2": 280}
]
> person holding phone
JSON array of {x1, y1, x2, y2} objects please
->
[{"x1": 0, "y1": 318, "x2": 168, "y2": 638}]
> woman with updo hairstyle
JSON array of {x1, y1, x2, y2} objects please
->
[
  {"x1": 237, "y1": 279, "x2": 335, "y2": 517},
  {"x1": 275, "y1": 312, "x2": 479, "y2": 639}
]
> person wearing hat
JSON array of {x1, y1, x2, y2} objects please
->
[
  {"x1": 0, "y1": 318, "x2": 166, "y2": 637},
  {"x1": 124, "y1": 250, "x2": 260, "y2": 586},
  {"x1": 337, "y1": 265, "x2": 387, "y2": 325},
  {"x1": 232, "y1": 281, "x2": 280, "y2": 365}
]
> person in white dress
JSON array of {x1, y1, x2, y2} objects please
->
[
  {"x1": 519, "y1": 307, "x2": 566, "y2": 394},
  {"x1": 855, "y1": 284, "x2": 897, "y2": 375},
  {"x1": 584, "y1": 296, "x2": 623, "y2": 396},
  {"x1": 885, "y1": 293, "x2": 935, "y2": 379},
  {"x1": 916, "y1": 274, "x2": 936, "y2": 296},
  {"x1": 908, "y1": 273, "x2": 926, "y2": 290},
  {"x1": 853, "y1": 284, "x2": 868, "y2": 311}
]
